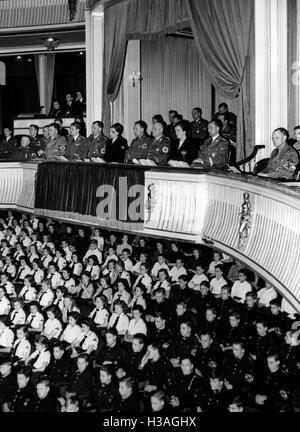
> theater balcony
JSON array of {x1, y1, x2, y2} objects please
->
[{"x1": 0, "y1": 160, "x2": 299, "y2": 314}]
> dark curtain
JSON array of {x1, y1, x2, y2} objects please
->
[
  {"x1": 103, "y1": 0, "x2": 129, "y2": 134},
  {"x1": 126, "y1": 0, "x2": 189, "y2": 40},
  {"x1": 184, "y1": 0, "x2": 254, "y2": 160},
  {"x1": 287, "y1": 0, "x2": 297, "y2": 134},
  {"x1": 35, "y1": 162, "x2": 146, "y2": 222}
]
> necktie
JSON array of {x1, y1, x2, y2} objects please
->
[
  {"x1": 112, "y1": 315, "x2": 120, "y2": 329},
  {"x1": 29, "y1": 315, "x2": 36, "y2": 326},
  {"x1": 90, "y1": 308, "x2": 99, "y2": 320},
  {"x1": 80, "y1": 334, "x2": 88, "y2": 348},
  {"x1": 11, "y1": 310, "x2": 17, "y2": 321},
  {"x1": 39, "y1": 292, "x2": 46, "y2": 303},
  {"x1": 14, "y1": 339, "x2": 21, "y2": 355}
]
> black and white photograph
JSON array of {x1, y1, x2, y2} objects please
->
[{"x1": 0, "y1": 0, "x2": 299, "y2": 419}]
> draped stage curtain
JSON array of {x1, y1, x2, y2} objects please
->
[
  {"x1": 102, "y1": 0, "x2": 254, "y2": 159},
  {"x1": 185, "y1": 0, "x2": 254, "y2": 160},
  {"x1": 34, "y1": 54, "x2": 56, "y2": 114},
  {"x1": 287, "y1": 0, "x2": 298, "y2": 134},
  {"x1": 141, "y1": 36, "x2": 212, "y2": 128},
  {"x1": 103, "y1": 1, "x2": 128, "y2": 132}
]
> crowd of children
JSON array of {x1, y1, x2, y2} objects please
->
[{"x1": 0, "y1": 210, "x2": 299, "y2": 412}]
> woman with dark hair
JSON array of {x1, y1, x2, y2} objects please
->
[
  {"x1": 103, "y1": 123, "x2": 128, "y2": 163},
  {"x1": 169, "y1": 120, "x2": 198, "y2": 165}
]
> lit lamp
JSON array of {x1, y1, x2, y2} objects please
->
[
  {"x1": 42, "y1": 37, "x2": 60, "y2": 51},
  {"x1": 129, "y1": 70, "x2": 142, "y2": 87}
]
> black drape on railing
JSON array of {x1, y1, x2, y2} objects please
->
[{"x1": 35, "y1": 162, "x2": 147, "y2": 224}]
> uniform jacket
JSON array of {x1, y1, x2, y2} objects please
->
[
  {"x1": 104, "y1": 136, "x2": 128, "y2": 163},
  {"x1": 189, "y1": 118, "x2": 209, "y2": 141},
  {"x1": 264, "y1": 143, "x2": 299, "y2": 180},
  {"x1": 87, "y1": 134, "x2": 108, "y2": 158},
  {"x1": 169, "y1": 138, "x2": 198, "y2": 165},
  {"x1": 92, "y1": 381, "x2": 119, "y2": 412},
  {"x1": 192, "y1": 135, "x2": 229, "y2": 169},
  {"x1": 0, "y1": 136, "x2": 18, "y2": 158},
  {"x1": 44, "y1": 135, "x2": 67, "y2": 160},
  {"x1": 124, "y1": 135, "x2": 152, "y2": 163},
  {"x1": 146, "y1": 135, "x2": 171, "y2": 166},
  {"x1": 10, "y1": 383, "x2": 35, "y2": 412},
  {"x1": 15, "y1": 144, "x2": 37, "y2": 160},
  {"x1": 66, "y1": 134, "x2": 88, "y2": 160}
]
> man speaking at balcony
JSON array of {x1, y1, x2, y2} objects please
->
[
  {"x1": 259, "y1": 128, "x2": 299, "y2": 180},
  {"x1": 44, "y1": 123, "x2": 67, "y2": 161},
  {"x1": 191, "y1": 120, "x2": 229, "y2": 170}
]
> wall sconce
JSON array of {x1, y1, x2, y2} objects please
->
[
  {"x1": 42, "y1": 37, "x2": 60, "y2": 51},
  {"x1": 129, "y1": 70, "x2": 142, "y2": 87}
]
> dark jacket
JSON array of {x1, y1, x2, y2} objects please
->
[
  {"x1": 104, "y1": 136, "x2": 128, "y2": 163},
  {"x1": 169, "y1": 138, "x2": 198, "y2": 165}
]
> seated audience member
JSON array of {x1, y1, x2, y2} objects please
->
[
  {"x1": 44, "y1": 123, "x2": 67, "y2": 160},
  {"x1": 169, "y1": 258, "x2": 187, "y2": 285},
  {"x1": 54, "y1": 118, "x2": 69, "y2": 137},
  {"x1": 214, "y1": 103, "x2": 237, "y2": 128},
  {"x1": 207, "y1": 251, "x2": 224, "y2": 277},
  {"x1": 210, "y1": 265, "x2": 227, "y2": 297},
  {"x1": 188, "y1": 264, "x2": 209, "y2": 292},
  {"x1": 60, "y1": 311, "x2": 82, "y2": 345},
  {"x1": 0, "y1": 356, "x2": 18, "y2": 406},
  {"x1": 15, "y1": 136, "x2": 37, "y2": 160},
  {"x1": 10, "y1": 298, "x2": 26, "y2": 326},
  {"x1": 151, "y1": 269, "x2": 170, "y2": 298},
  {"x1": 70, "y1": 318, "x2": 98, "y2": 358},
  {"x1": 231, "y1": 269, "x2": 252, "y2": 303},
  {"x1": 64, "y1": 93, "x2": 75, "y2": 117},
  {"x1": 87, "y1": 121, "x2": 107, "y2": 159},
  {"x1": 259, "y1": 128, "x2": 299, "y2": 180},
  {"x1": 125, "y1": 120, "x2": 152, "y2": 163},
  {"x1": 48, "y1": 100, "x2": 64, "y2": 118},
  {"x1": 108, "y1": 300, "x2": 129, "y2": 336},
  {"x1": 32, "y1": 377, "x2": 58, "y2": 412},
  {"x1": 95, "y1": 327, "x2": 125, "y2": 367},
  {"x1": 42, "y1": 306, "x2": 63, "y2": 340},
  {"x1": 293, "y1": 125, "x2": 300, "y2": 152},
  {"x1": 29, "y1": 124, "x2": 44, "y2": 156},
  {"x1": 4, "y1": 366, "x2": 35, "y2": 412},
  {"x1": 125, "y1": 305, "x2": 147, "y2": 341},
  {"x1": 74, "y1": 91, "x2": 86, "y2": 116},
  {"x1": 257, "y1": 282, "x2": 278, "y2": 308},
  {"x1": 0, "y1": 287, "x2": 11, "y2": 315},
  {"x1": 0, "y1": 315, "x2": 14, "y2": 354},
  {"x1": 116, "y1": 376, "x2": 140, "y2": 412},
  {"x1": 218, "y1": 112, "x2": 237, "y2": 164},
  {"x1": 151, "y1": 254, "x2": 169, "y2": 280},
  {"x1": 166, "y1": 109, "x2": 179, "y2": 143},
  {"x1": 168, "y1": 120, "x2": 198, "y2": 165},
  {"x1": 0, "y1": 126, "x2": 18, "y2": 159},
  {"x1": 143, "y1": 121, "x2": 171, "y2": 166},
  {"x1": 25, "y1": 335, "x2": 51, "y2": 376},
  {"x1": 13, "y1": 325, "x2": 32, "y2": 363},
  {"x1": 189, "y1": 107, "x2": 208, "y2": 149},
  {"x1": 91, "y1": 364, "x2": 119, "y2": 412},
  {"x1": 191, "y1": 120, "x2": 229, "y2": 169},
  {"x1": 26, "y1": 302, "x2": 44, "y2": 333},
  {"x1": 103, "y1": 123, "x2": 128, "y2": 163},
  {"x1": 89, "y1": 295, "x2": 109, "y2": 328},
  {"x1": 66, "y1": 122, "x2": 88, "y2": 161}
]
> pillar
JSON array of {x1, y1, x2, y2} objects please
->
[
  {"x1": 38, "y1": 54, "x2": 47, "y2": 114},
  {"x1": 85, "y1": 3, "x2": 104, "y2": 134},
  {"x1": 255, "y1": 0, "x2": 288, "y2": 160}
]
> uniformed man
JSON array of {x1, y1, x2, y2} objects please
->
[
  {"x1": 0, "y1": 127, "x2": 18, "y2": 159},
  {"x1": 118, "y1": 333, "x2": 146, "y2": 379},
  {"x1": 64, "y1": 93, "x2": 75, "y2": 117},
  {"x1": 95, "y1": 328, "x2": 125, "y2": 369},
  {"x1": 65, "y1": 122, "x2": 88, "y2": 161},
  {"x1": 0, "y1": 356, "x2": 18, "y2": 406},
  {"x1": 54, "y1": 118, "x2": 69, "y2": 137},
  {"x1": 167, "y1": 321, "x2": 200, "y2": 369},
  {"x1": 223, "y1": 341, "x2": 256, "y2": 397},
  {"x1": 218, "y1": 112, "x2": 237, "y2": 164},
  {"x1": 214, "y1": 103, "x2": 237, "y2": 129},
  {"x1": 4, "y1": 366, "x2": 35, "y2": 412},
  {"x1": 247, "y1": 320, "x2": 279, "y2": 370},
  {"x1": 69, "y1": 354, "x2": 94, "y2": 404},
  {"x1": 29, "y1": 124, "x2": 44, "y2": 155},
  {"x1": 32, "y1": 377, "x2": 58, "y2": 412},
  {"x1": 46, "y1": 341, "x2": 73, "y2": 394},
  {"x1": 15, "y1": 136, "x2": 37, "y2": 160},
  {"x1": 48, "y1": 100, "x2": 64, "y2": 118},
  {"x1": 254, "y1": 352, "x2": 291, "y2": 411},
  {"x1": 260, "y1": 128, "x2": 299, "y2": 180},
  {"x1": 189, "y1": 107, "x2": 208, "y2": 149},
  {"x1": 44, "y1": 123, "x2": 67, "y2": 161},
  {"x1": 191, "y1": 120, "x2": 229, "y2": 169},
  {"x1": 74, "y1": 91, "x2": 86, "y2": 116},
  {"x1": 87, "y1": 121, "x2": 108, "y2": 159},
  {"x1": 194, "y1": 331, "x2": 222, "y2": 382},
  {"x1": 91, "y1": 365, "x2": 119, "y2": 412},
  {"x1": 200, "y1": 371, "x2": 232, "y2": 412},
  {"x1": 124, "y1": 120, "x2": 152, "y2": 163},
  {"x1": 170, "y1": 356, "x2": 203, "y2": 411},
  {"x1": 143, "y1": 121, "x2": 171, "y2": 166},
  {"x1": 166, "y1": 110, "x2": 179, "y2": 144}
]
